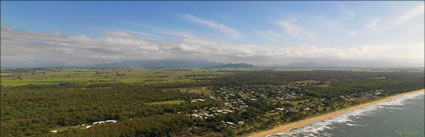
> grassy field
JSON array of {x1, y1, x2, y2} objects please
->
[
  {"x1": 2, "y1": 67, "x2": 422, "y2": 87},
  {"x1": 0, "y1": 68, "x2": 230, "y2": 87},
  {"x1": 145, "y1": 100, "x2": 185, "y2": 105}
]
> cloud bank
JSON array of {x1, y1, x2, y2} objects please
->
[
  {"x1": 1, "y1": 25, "x2": 423, "y2": 68},
  {"x1": 1, "y1": 3, "x2": 424, "y2": 68}
]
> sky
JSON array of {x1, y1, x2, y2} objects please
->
[{"x1": 1, "y1": 1, "x2": 424, "y2": 67}]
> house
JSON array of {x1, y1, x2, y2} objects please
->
[
  {"x1": 191, "y1": 99, "x2": 205, "y2": 102},
  {"x1": 105, "y1": 120, "x2": 117, "y2": 123},
  {"x1": 191, "y1": 114, "x2": 201, "y2": 118},
  {"x1": 226, "y1": 122, "x2": 235, "y2": 125},
  {"x1": 275, "y1": 108, "x2": 285, "y2": 111},
  {"x1": 93, "y1": 121, "x2": 105, "y2": 125}
]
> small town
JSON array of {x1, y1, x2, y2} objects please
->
[{"x1": 182, "y1": 79, "x2": 391, "y2": 131}]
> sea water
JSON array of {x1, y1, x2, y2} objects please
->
[{"x1": 269, "y1": 91, "x2": 425, "y2": 137}]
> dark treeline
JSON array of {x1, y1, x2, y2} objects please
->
[
  {"x1": 215, "y1": 70, "x2": 422, "y2": 84},
  {"x1": 1, "y1": 85, "x2": 217, "y2": 137},
  {"x1": 55, "y1": 114, "x2": 193, "y2": 137}
]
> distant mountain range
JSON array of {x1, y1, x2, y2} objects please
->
[
  {"x1": 93, "y1": 60, "x2": 256, "y2": 68},
  {"x1": 210, "y1": 63, "x2": 255, "y2": 68},
  {"x1": 6, "y1": 59, "x2": 419, "y2": 68}
]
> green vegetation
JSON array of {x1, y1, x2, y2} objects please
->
[
  {"x1": 395, "y1": 129, "x2": 419, "y2": 135},
  {"x1": 146, "y1": 100, "x2": 185, "y2": 105},
  {"x1": 1, "y1": 68, "x2": 423, "y2": 137},
  {"x1": 0, "y1": 68, "x2": 230, "y2": 87}
]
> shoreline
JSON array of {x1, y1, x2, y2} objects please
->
[{"x1": 247, "y1": 89, "x2": 425, "y2": 137}]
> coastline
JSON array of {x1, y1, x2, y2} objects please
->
[{"x1": 247, "y1": 89, "x2": 425, "y2": 137}]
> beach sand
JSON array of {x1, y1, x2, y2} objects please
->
[{"x1": 247, "y1": 89, "x2": 425, "y2": 137}]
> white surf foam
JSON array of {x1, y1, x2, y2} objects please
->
[{"x1": 268, "y1": 90, "x2": 424, "y2": 137}]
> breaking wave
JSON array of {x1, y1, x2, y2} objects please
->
[{"x1": 268, "y1": 90, "x2": 424, "y2": 137}]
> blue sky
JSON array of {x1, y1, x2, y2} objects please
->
[{"x1": 1, "y1": 1, "x2": 424, "y2": 67}]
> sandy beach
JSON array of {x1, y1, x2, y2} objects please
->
[{"x1": 247, "y1": 89, "x2": 425, "y2": 137}]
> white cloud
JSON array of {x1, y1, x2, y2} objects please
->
[
  {"x1": 1, "y1": 26, "x2": 163, "y2": 66},
  {"x1": 183, "y1": 14, "x2": 242, "y2": 38},
  {"x1": 103, "y1": 31, "x2": 134, "y2": 38},
  {"x1": 278, "y1": 21, "x2": 315, "y2": 40},
  {"x1": 393, "y1": 4, "x2": 424, "y2": 24},
  {"x1": 366, "y1": 18, "x2": 381, "y2": 31},
  {"x1": 1, "y1": 25, "x2": 423, "y2": 67},
  {"x1": 126, "y1": 31, "x2": 165, "y2": 39}
]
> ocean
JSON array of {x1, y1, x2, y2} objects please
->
[{"x1": 268, "y1": 91, "x2": 425, "y2": 137}]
